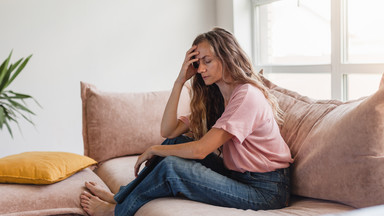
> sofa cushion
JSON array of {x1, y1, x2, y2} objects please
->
[
  {"x1": 94, "y1": 156, "x2": 138, "y2": 194},
  {"x1": 262, "y1": 76, "x2": 384, "y2": 208},
  {"x1": 0, "y1": 151, "x2": 96, "y2": 184},
  {"x1": 0, "y1": 168, "x2": 110, "y2": 216},
  {"x1": 136, "y1": 196, "x2": 354, "y2": 216},
  {"x1": 97, "y1": 155, "x2": 355, "y2": 216},
  {"x1": 81, "y1": 82, "x2": 190, "y2": 162}
]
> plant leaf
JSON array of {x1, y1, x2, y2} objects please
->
[
  {"x1": 19, "y1": 112, "x2": 35, "y2": 126},
  {"x1": 0, "y1": 57, "x2": 8, "y2": 80},
  {"x1": 2, "y1": 91, "x2": 41, "y2": 111},
  {"x1": 4, "y1": 54, "x2": 32, "y2": 90},
  {"x1": 8, "y1": 90, "x2": 32, "y2": 98},
  {"x1": 0, "y1": 105, "x2": 5, "y2": 129},
  {"x1": 0, "y1": 51, "x2": 13, "y2": 93},
  {"x1": 1, "y1": 107, "x2": 17, "y2": 127},
  {"x1": 5, "y1": 58, "x2": 23, "y2": 84},
  {"x1": 0, "y1": 59, "x2": 17, "y2": 94},
  {"x1": 0, "y1": 51, "x2": 39, "y2": 138},
  {"x1": 3, "y1": 102, "x2": 24, "y2": 117},
  {"x1": 4, "y1": 108, "x2": 16, "y2": 121},
  {"x1": 8, "y1": 91, "x2": 43, "y2": 108},
  {"x1": 4, "y1": 119, "x2": 13, "y2": 138},
  {"x1": 0, "y1": 70, "x2": 11, "y2": 94},
  {"x1": 8, "y1": 99, "x2": 35, "y2": 115},
  {"x1": 1, "y1": 91, "x2": 32, "y2": 99},
  {"x1": 8, "y1": 58, "x2": 23, "y2": 73}
]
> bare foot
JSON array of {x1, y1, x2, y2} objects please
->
[
  {"x1": 81, "y1": 191, "x2": 115, "y2": 216},
  {"x1": 85, "y1": 181, "x2": 116, "y2": 204}
]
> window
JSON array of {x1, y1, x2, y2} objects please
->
[
  {"x1": 346, "y1": 0, "x2": 384, "y2": 63},
  {"x1": 258, "y1": 0, "x2": 330, "y2": 65},
  {"x1": 253, "y1": 0, "x2": 384, "y2": 100},
  {"x1": 266, "y1": 73, "x2": 331, "y2": 99}
]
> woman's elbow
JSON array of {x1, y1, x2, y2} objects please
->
[
  {"x1": 160, "y1": 126, "x2": 173, "y2": 138},
  {"x1": 193, "y1": 146, "x2": 210, "y2": 160},
  {"x1": 160, "y1": 129, "x2": 169, "y2": 139},
  {"x1": 195, "y1": 153, "x2": 207, "y2": 160},
  {"x1": 160, "y1": 129, "x2": 178, "y2": 139}
]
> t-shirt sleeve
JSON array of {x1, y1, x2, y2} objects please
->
[
  {"x1": 213, "y1": 85, "x2": 270, "y2": 143},
  {"x1": 178, "y1": 115, "x2": 190, "y2": 128}
]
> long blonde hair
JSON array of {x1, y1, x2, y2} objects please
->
[{"x1": 189, "y1": 27, "x2": 283, "y2": 140}]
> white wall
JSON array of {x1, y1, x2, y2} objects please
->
[
  {"x1": 216, "y1": 0, "x2": 234, "y2": 31},
  {"x1": 0, "y1": 0, "x2": 217, "y2": 157},
  {"x1": 216, "y1": 0, "x2": 254, "y2": 60}
]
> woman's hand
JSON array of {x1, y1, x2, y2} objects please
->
[
  {"x1": 176, "y1": 45, "x2": 199, "y2": 85},
  {"x1": 134, "y1": 147, "x2": 155, "y2": 177}
]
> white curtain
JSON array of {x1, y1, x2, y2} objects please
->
[
  {"x1": 252, "y1": 0, "x2": 300, "y2": 6},
  {"x1": 252, "y1": 0, "x2": 282, "y2": 6}
]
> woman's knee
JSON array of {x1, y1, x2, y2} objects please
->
[
  {"x1": 160, "y1": 156, "x2": 184, "y2": 167},
  {"x1": 156, "y1": 156, "x2": 192, "y2": 176}
]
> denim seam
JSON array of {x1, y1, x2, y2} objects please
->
[
  {"x1": 124, "y1": 181, "x2": 167, "y2": 215},
  {"x1": 167, "y1": 177, "x2": 263, "y2": 206}
]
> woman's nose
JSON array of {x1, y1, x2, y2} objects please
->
[{"x1": 197, "y1": 63, "x2": 206, "y2": 73}]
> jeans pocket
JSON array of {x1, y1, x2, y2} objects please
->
[
  {"x1": 276, "y1": 168, "x2": 291, "y2": 207},
  {"x1": 249, "y1": 169, "x2": 291, "y2": 206}
]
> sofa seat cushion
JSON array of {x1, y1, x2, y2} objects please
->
[
  {"x1": 0, "y1": 168, "x2": 110, "y2": 216},
  {"x1": 96, "y1": 156, "x2": 354, "y2": 216},
  {"x1": 136, "y1": 196, "x2": 354, "y2": 216},
  {"x1": 94, "y1": 156, "x2": 138, "y2": 194}
]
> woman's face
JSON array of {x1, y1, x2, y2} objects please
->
[{"x1": 195, "y1": 41, "x2": 223, "y2": 86}]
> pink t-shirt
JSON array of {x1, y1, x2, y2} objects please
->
[{"x1": 180, "y1": 83, "x2": 293, "y2": 173}]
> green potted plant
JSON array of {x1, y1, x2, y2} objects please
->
[{"x1": 0, "y1": 51, "x2": 39, "y2": 138}]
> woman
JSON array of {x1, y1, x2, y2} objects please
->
[{"x1": 80, "y1": 27, "x2": 293, "y2": 216}]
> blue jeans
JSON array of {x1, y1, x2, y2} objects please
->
[{"x1": 114, "y1": 135, "x2": 291, "y2": 216}]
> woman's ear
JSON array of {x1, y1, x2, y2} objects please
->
[{"x1": 259, "y1": 69, "x2": 264, "y2": 75}]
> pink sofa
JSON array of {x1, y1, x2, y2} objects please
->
[
  {"x1": 79, "y1": 75, "x2": 384, "y2": 216},
  {"x1": 1, "y1": 75, "x2": 383, "y2": 215}
]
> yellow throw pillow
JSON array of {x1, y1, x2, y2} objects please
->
[{"x1": 0, "y1": 151, "x2": 97, "y2": 184}]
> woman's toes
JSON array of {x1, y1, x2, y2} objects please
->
[{"x1": 82, "y1": 190, "x2": 93, "y2": 198}]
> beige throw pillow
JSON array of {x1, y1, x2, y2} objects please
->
[
  {"x1": 81, "y1": 82, "x2": 190, "y2": 163},
  {"x1": 262, "y1": 76, "x2": 384, "y2": 208}
]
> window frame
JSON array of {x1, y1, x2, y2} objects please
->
[{"x1": 252, "y1": 0, "x2": 384, "y2": 101}]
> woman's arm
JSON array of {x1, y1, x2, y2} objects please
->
[
  {"x1": 160, "y1": 45, "x2": 199, "y2": 138},
  {"x1": 134, "y1": 128, "x2": 233, "y2": 177},
  {"x1": 160, "y1": 82, "x2": 189, "y2": 138}
]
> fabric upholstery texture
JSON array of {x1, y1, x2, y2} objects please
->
[
  {"x1": 0, "y1": 168, "x2": 109, "y2": 216},
  {"x1": 0, "y1": 151, "x2": 96, "y2": 184},
  {"x1": 97, "y1": 155, "x2": 355, "y2": 216},
  {"x1": 94, "y1": 156, "x2": 138, "y2": 194},
  {"x1": 136, "y1": 196, "x2": 354, "y2": 216},
  {"x1": 262, "y1": 76, "x2": 384, "y2": 208},
  {"x1": 81, "y1": 82, "x2": 190, "y2": 162}
]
